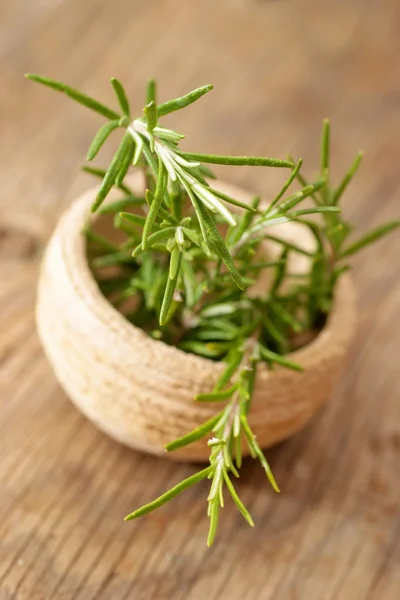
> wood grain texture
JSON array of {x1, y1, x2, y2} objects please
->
[{"x1": 0, "y1": 1, "x2": 399, "y2": 598}]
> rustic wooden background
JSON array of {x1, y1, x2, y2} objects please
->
[{"x1": 1, "y1": 0, "x2": 399, "y2": 598}]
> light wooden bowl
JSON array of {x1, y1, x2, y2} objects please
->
[{"x1": 36, "y1": 175, "x2": 357, "y2": 461}]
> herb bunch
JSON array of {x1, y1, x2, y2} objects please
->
[{"x1": 26, "y1": 73, "x2": 399, "y2": 546}]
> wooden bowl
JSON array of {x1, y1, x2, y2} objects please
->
[{"x1": 36, "y1": 175, "x2": 357, "y2": 461}]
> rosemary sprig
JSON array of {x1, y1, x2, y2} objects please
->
[{"x1": 27, "y1": 74, "x2": 400, "y2": 546}]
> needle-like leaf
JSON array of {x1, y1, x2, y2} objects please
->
[
  {"x1": 165, "y1": 413, "x2": 222, "y2": 452},
  {"x1": 177, "y1": 150, "x2": 293, "y2": 168},
  {"x1": 241, "y1": 415, "x2": 280, "y2": 493},
  {"x1": 157, "y1": 84, "x2": 213, "y2": 117},
  {"x1": 142, "y1": 158, "x2": 166, "y2": 248},
  {"x1": 124, "y1": 466, "x2": 214, "y2": 520},
  {"x1": 91, "y1": 131, "x2": 133, "y2": 212},
  {"x1": 321, "y1": 118, "x2": 330, "y2": 173},
  {"x1": 223, "y1": 470, "x2": 254, "y2": 527},
  {"x1": 340, "y1": 220, "x2": 400, "y2": 258},
  {"x1": 144, "y1": 100, "x2": 158, "y2": 132},
  {"x1": 259, "y1": 345, "x2": 303, "y2": 372},
  {"x1": 110, "y1": 77, "x2": 130, "y2": 116},
  {"x1": 86, "y1": 120, "x2": 120, "y2": 161},
  {"x1": 207, "y1": 500, "x2": 219, "y2": 547},
  {"x1": 333, "y1": 151, "x2": 364, "y2": 205},
  {"x1": 159, "y1": 250, "x2": 182, "y2": 325},
  {"x1": 119, "y1": 212, "x2": 146, "y2": 228},
  {"x1": 190, "y1": 194, "x2": 244, "y2": 290},
  {"x1": 266, "y1": 158, "x2": 303, "y2": 213},
  {"x1": 25, "y1": 74, "x2": 119, "y2": 119},
  {"x1": 146, "y1": 79, "x2": 157, "y2": 104},
  {"x1": 207, "y1": 187, "x2": 257, "y2": 212},
  {"x1": 196, "y1": 384, "x2": 237, "y2": 403}
]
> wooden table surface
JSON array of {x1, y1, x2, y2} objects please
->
[{"x1": 1, "y1": 1, "x2": 399, "y2": 598}]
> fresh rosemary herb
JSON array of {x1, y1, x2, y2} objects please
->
[{"x1": 26, "y1": 73, "x2": 400, "y2": 546}]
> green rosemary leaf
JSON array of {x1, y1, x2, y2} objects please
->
[
  {"x1": 124, "y1": 465, "x2": 213, "y2": 520},
  {"x1": 321, "y1": 118, "x2": 330, "y2": 173},
  {"x1": 333, "y1": 151, "x2": 364, "y2": 205},
  {"x1": 144, "y1": 100, "x2": 158, "y2": 132},
  {"x1": 113, "y1": 213, "x2": 137, "y2": 237},
  {"x1": 115, "y1": 137, "x2": 135, "y2": 186},
  {"x1": 267, "y1": 158, "x2": 303, "y2": 212},
  {"x1": 181, "y1": 227, "x2": 212, "y2": 256},
  {"x1": 158, "y1": 206, "x2": 179, "y2": 225},
  {"x1": 143, "y1": 159, "x2": 166, "y2": 248},
  {"x1": 208, "y1": 438, "x2": 226, "y2": 449},
  {"x1": 198, "y1": 164, "x2": 216, "y2": 179},
  {"x1": 287, "y1": 154, "x2": 324, "y2": 206},
  {"x1": 215, "y1": 351, "x2": 243, "y2": 391},
  {"x1": 159, "y1": 251, "x2": 182, "y2": 325},
  {"x1": 131, "y1": 227, "x2": 175, "y2": 256},
  {"x1": 110, "y1": 77, "x2": 130, "y2": 116},
  {"x1": 229, "y1": 197, "x2": 261, "y2": 246},
  {"x1": 165, "y1": 413, "x2": 222, "y2": 452},
  {"x1": 175, "y1": 226, "x2": 185, "y2": 250},
  {"x1": 169, "y1": 247, "x2": 181, "y2": 280},
  {"x1": 248, "y1": 215, "x2": 295, "y2": 236},
  {"x1": 86, "y1": 120, "x2": 120, "y2": 161},
  {"x1": 235, "y1": 432, "x2": 242, "y2": 468},
  {"x1": 25, "y1": 74, "x2": 119, "y2": 119},
  {"x1": 157, "y1": 84, "x2": 213, "y2": 117},
  {"x1": 288, "y1": 206, "x2": 341, "y2": 217},
  {"x1": 223, "y1": 470, "x2": 254, "y2": 527},
  {"x1": 269, "y1": 179, "x2": 326, "y2": 216},
  {"x1": 119, "y1": 212, "x2": 146, "y2": 228},
  {"x1": 142, "y1": 142, "x2": 159, "y2": 174},
  {"x1": 207, "y1": 500, "x2": 219, "y2": 547},
  {"x1": 181, "y1": 270, "x2": 196, "y2": 309},
  {"x1": 259, "y1": 345, "x2": 303, "y2": 372},
  {"x1": 223, "y1": 445, "x2": 239, "y2": 478},
  {"x1": 146, "y1": 79, "x2": 157, "y2": 104},
  {"x1": 253, "y1": 206, "x2": 340, "y2": 235},
  {"x1": 208, "y1": 187, "x2": 257, "y2": 212},
  {"x1": 91, "y1": 131, "x2": 132, "y2": 212},
  {"x1": 241, "y1": 415, "x2": 280, "y2": 492},
  {"x1": 185, "y1": 184, "x2": 243, "y2": 287},
  {"x1": 169, "y1": 180, "x2": 183, "y2": 220},
  {"x1": 196, "y1": 384, "x2": 237, "y2": 403},
  {"x1": 132, "y1": 132, "x2": 144, "y2": 166},
  {"x1": 196, "y1": 201, "x2": 244, "y2": 290},
  {"x1": 177, "y1": 151, "x2": 293, "y2": 169},
  {"x1": 340, "y1": 220, "x2": 400, "y2": 258}
]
